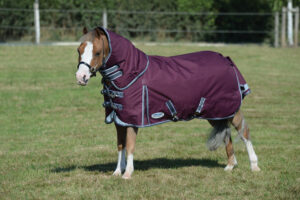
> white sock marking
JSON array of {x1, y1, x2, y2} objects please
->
[
  {"x1": 122, "y1": 154, "x2": 134, "y2": 179},
  {"x1": 126, "y1": 154, "x2": 134, "y2": 172},
  {"x1": 244, "y1": 139, "x2": 260, "y2": 171},
  {"x1": 113, "y1": 149, "x2": 126, "y2": 176},
  {"x1": 245, "y1": 140, "x2": 258, "y2": 164},
  {"x1": 224, "y1": 155, "x2": 238, "y2": 171}
]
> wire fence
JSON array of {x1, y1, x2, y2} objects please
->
[{"x1": 0, "y1": 7, "x2": 284, "y2": 44}]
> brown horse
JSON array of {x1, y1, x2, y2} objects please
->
[{"x1": 75, "y1": 27, "x2": 260, "y2": 179}]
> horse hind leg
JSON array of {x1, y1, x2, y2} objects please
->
[
  {"x1": 231, "y1": 110, "x2": 260, "y2": 172},
  {"x1": 207, "y1": 120, "x2": 237, "y2": 171},
  {"x1": 207, "y1": 120, "x2": 230, "y2": 151},
  {"x1": 224, "y1": 130, "x2": 238, "y2": 171}
]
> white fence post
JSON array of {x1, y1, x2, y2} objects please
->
[
  {"x1": 294, "y1": 7, "x2": 299, "y2": 47},
  {"x1": 103, "y1": 9, "x2": 107, "y2": 29},
  {"x1": 287, "y1": 0, "x2": 293, "y2": 46},
  {"x1": 274, "y1": 12, "x2": 279, "y2": 47},
  {"x1": 281, "y1": 7, "x2": 287, "y2": 47},
  {"x1": 34, "y1": 0, "x2": 40, "y2": 44}
]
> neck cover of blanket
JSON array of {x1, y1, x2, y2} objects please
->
[{"x1": 98, "y1": 27, "x2": 250, "y2": 127}]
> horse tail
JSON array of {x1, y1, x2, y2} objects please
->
[{"x1": 206, "y1": 120, "x2": 231, "y2": 151}]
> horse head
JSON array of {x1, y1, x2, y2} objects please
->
[{"x1": 76, "y1": 27, "x2": 109, "y2": 86}]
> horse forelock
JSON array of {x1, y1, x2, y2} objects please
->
[{"x1": 79, "y1": 31, "x2": 96, "y2": 43}]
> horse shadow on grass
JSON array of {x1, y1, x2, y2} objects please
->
[{"x1": 52, "y1": 158, "x2": 225, "y2": 173}]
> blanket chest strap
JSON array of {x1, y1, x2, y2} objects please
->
[
  {"x1": 101, "y1": 89, "x2": 124, "y2": 98},
  {"x1": 103, "y1": 101, "x2": 123, "y2": 110}
]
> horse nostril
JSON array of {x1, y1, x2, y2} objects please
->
[{"x1": 83, "y1": 75, "x2": 86, "y2": 82}]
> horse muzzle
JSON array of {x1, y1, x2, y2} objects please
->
[{"x1": 76, "y1": 73, "x2": 90, "y2": 86}]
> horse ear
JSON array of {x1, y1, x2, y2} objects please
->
[
  {"x1": 95, "y1": 28, "x2": 102, "y2": 38},
  {"x1": 83, "y1": 27, "x2": 88, "y2": 34}
]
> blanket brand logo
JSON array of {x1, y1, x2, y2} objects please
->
[{"x1": 151, "y1": 112, "x2": 165, "y2": 119}]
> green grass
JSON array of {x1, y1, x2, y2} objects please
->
[{"x1": 0, "y1": 44, "x2": 299, "y2": 200}]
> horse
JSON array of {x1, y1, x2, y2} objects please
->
[{"x1": 75, "y1": 27, "x2": 260, "y2": 179}]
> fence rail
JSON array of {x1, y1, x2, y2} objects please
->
[
  {"x1": 0, "y1": 7, "x2": 299, "y2": 46},
  {"x1": 0, "y1": 8, "x2": 275, "y2": 15}
]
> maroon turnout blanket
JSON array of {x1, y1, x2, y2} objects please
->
[{"x1": 99, "y1": 27, "x2": 250, "y2": 127}]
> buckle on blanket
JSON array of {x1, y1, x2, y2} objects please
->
[
  {"x1": 102, "y1": 101, "x2": 123, "y2": 110},
  {"x1": 101, "y1": 89, "x2": 124, "y2": 98},
  {"x1": 165, "y1": 100, "x2": 179, "y2": 122}
]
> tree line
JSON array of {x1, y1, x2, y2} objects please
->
[{"x1": 0, "y1": 0, "x2": 299, "y2": 42}]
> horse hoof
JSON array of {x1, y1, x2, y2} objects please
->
[
  {"x1": 112, "y1": 170, "x2": 122, "y2": 176},
  {"x1": 251, "y1": 165, "x2": 261, "y2": 172},
  {"x1": 122, "y1": 172, "x2": 132, "y2": 179},
  {"x1": 224, "y1": 165, "x2": 235, "y2": 171}
]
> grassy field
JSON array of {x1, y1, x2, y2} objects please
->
[{"x1": 0, "y1": 44, "x2": 299, "y2": 200}]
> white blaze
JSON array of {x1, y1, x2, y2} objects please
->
[
  {"x1": 76, "y1": 41, "x2": 93, "y2": 84},
  {"x1": 81, "y1": 41, "x2": 93, "y2": 65},
  {"x1": 113, "y1": 149, "x2": 126, "y2": 176}
]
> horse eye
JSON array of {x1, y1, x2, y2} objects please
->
[{"x1": 95, "y1": 52, "x2": 100, "y2": 56}]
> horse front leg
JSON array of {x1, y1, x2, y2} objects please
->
[
  {"x1": 113, "y1": 124, "x2": 127, "y2": 176},
  {"x1": 122, "y1": 126, "x2": 138, "y2": 179}
]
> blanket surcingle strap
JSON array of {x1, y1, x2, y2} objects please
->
[
  {"x1": 98, "y1": 27, "x2": 251, "y2": 128},
  {"x1": 165, "y1": 100, "x2": 179, "y2": 122}
]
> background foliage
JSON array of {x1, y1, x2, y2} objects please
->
[{"x1": 0, "y1": 0, "x2": 300, "y2": 42}]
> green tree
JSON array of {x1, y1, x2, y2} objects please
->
[{"x1": 213, "y1": 0, "x2": 272, "y2": 43}]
